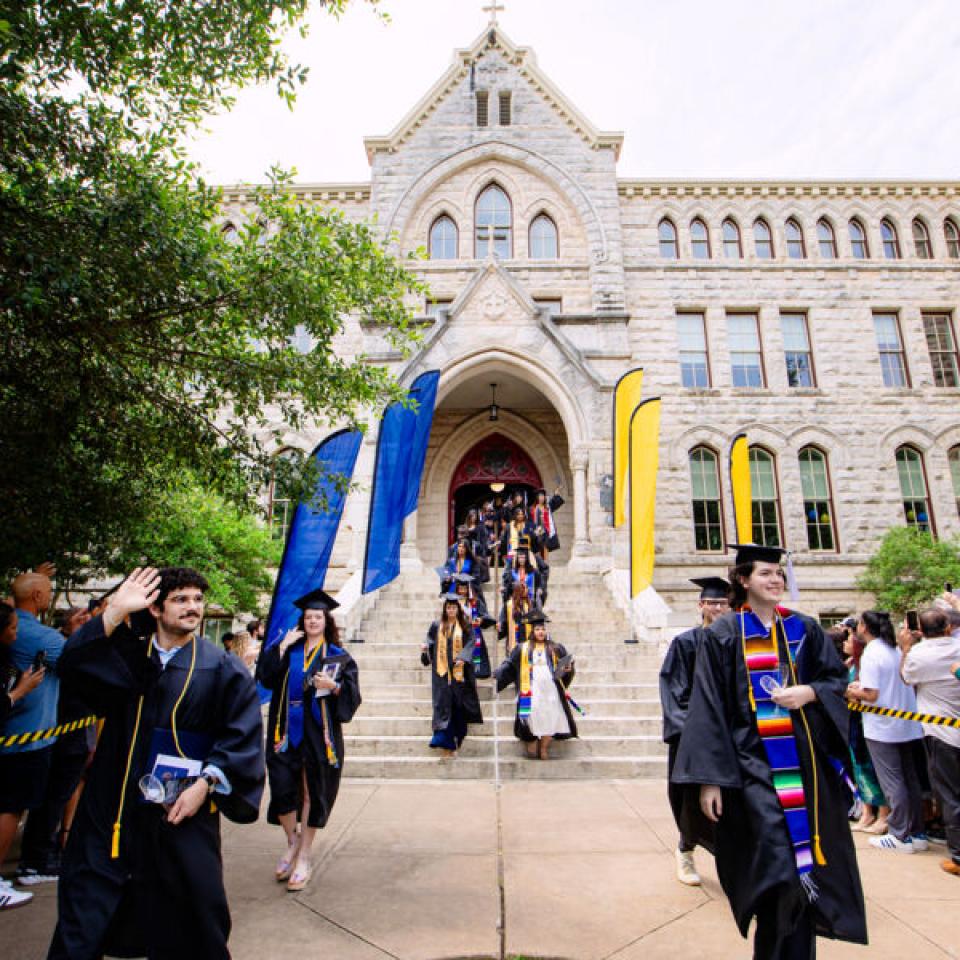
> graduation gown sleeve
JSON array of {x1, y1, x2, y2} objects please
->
[
  {"x1": 494, "y1": 645, "x2": 522, "y2": 693},
  {"x1": 659, "y1": 628, "x2": 701, "y2": 746}
]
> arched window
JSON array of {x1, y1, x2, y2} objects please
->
[
  {"x1": 944, "y1": 219, "x2": 960, "y2": 259},
  {"x1": 949, "y1": 446, "x2": 960, "y2": 519},
  {"x1": 689, "y1": 447, "x2": 724, "y2": 551},
  {"x1": 896, "y1": 445, "x2": 933, "y2": 533},
  {"x1": 881, "y1": 218, "x2": 901, "y2": 259},
  {"x1": 429, "y1": 215, "x2": 458, "y2": 259},
  {"x1": 785, "y1": 218, "x2": 806, "y2": 259},
  {"x1": 475, "y1": 184, "x2": 512, "y2": 259},
  {"x1": 529, "y1": 213, "x2": 558, "y2": 259},
  {"x1": 690, "y1": 218, "x2": 711, "y2": 259},
  {"x1": 798, "y1": 447, "x2": 836, "y2": 551},
  {"x1": 722, "y1": 218, "x2": 742, "y2": 259},
  {"x1": 817, "y1": 218, "x2": 837, "y2": 259},
  {"x1": 912, "y1": 218, "x2": 932, "y2": 259},
  {"x1": 268, "y1": 449, "x2": 298, "y2": 542},
  {"x1": 658, "y1": 218, "x2": 678, "y2": 258},
  {"x1": 749, "y1": 447, "x2": 782, "y2": 547},
  {"x1": 848, "y1": 218, "x2": 869, "y2": 259},
  {"x1": 753, "y1": 218, "x2": 774, "y2": 258},
  {"x1": 221, "y1": 222, "x2": 240, "y2": 245}
]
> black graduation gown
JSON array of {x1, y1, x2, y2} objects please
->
[
  {"x1": 500, "y1": 565, "x2": 543, "y2": 607},
  {"x1": 659, "y1": 625, "x2": 714, "y2": 844},
  {"x1": 495, "y1": 642, "x2": 578, "y2": 742},
  {"x1": 49, "y1": 615, "x2": 264, "y2": 960},
  {"x1": 463, "y1": 594, "x2": 495, "y2": 679},
  {"x1": 257, "y1": 640, "x2": 361, "y2": 829},
  {"x1": 529, "y1": 494, "x2": 564, "y2": 551},
  {"x1": 672, "y1": 610, "x2": 868, "y2": 948},
  {"x1": 423, "y1": 622, "x2": 483, "y2": 732}
]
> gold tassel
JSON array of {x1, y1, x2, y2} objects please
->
[
  {"x1": 813, "y1": 834, "x2": 827, "y2": 866},
  {"x1": 111, "y1": 822, "x2": 121, "y2": 860}
]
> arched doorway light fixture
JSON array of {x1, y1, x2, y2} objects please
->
[{"x1": 488, "y1": 383, "x2": 499, "y2": 422}]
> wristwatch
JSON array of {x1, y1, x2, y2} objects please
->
[{"x1": 199, "y1": 771, "x2": 218, "y2": 795}]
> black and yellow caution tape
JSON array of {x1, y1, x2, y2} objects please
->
[
  {"x1": 0, "y1": 714, "x2": 98, "y2": 748},
  {"x1": 847, "y1": 701, "x2": 960, "y2": 730}
]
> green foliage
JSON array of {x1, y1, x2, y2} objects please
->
[
  {"x1": 856, "y1": 526, "x2": 960, "y2": 614},
  {"x1": 0, "y1": 0, "x2": 423, "y2": 583},
  {"x1": 117, "y1": 479, "x2": 282, "y2": 613}
]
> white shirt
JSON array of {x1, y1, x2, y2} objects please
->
[
  {"x1": 858, "y1": 638, "x2": 923, "y2": 743},
  {"x1": 902, "y1": 635, "x2": 960, "y2": 749}
]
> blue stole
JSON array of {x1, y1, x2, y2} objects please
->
[{"x1": 287, "y1": 643, "x2": 323, "y2": 749}]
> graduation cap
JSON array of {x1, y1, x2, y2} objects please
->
[
  {"x1": 522, "y1": 609, "x2": 550, "y2": 625},
  {"x1": 729, "y1": 543, "x2": 787, "y2": 566},
  {"x1": 439, "y1": 591, "x2": 462, "y2": 602},
  {"x1": 293, "y1": 587, "x2": 339, "y2": 612},
  {"x1": 690, "y1": 577, "x2": 730, "y2": 600},
  {"x1": 451, "y1": 572, "x2": 475, "y2": 585}
]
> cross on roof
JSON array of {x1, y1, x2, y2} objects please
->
[{"x1": 483, "y1": 1, "x2": 505, "y2": 26}]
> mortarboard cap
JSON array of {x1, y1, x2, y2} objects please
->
[
  {"x1": 522, "y1": 609, "x2": 550, "y2": 625},
  {"x1": 729, "y1": 543, "x2": 787, "y2": 566},
  {"x1": 690, "y1": 577, "x2": 730, "y2": 600},
  {"x1": 439, "y1": 590, "x2": 461, "y2": 602},
  {"x1": 293, "y1": 587, "x2": 340, "y2": 612},
  {"x1": 452, "y1": 572, "x2": 475, "y2": 585}
]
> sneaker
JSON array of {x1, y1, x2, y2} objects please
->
[
  {"x1": 910, "y1": 833, "x2": 930, "y2": 852},
  {"x1": 16, "y1": 867, "x2": 58, "y2": 886},
  {"x1": 927, "y1": 827, "x2": 947, "y2": 845},
  {"x1": 0, "y1": 878, "x2": 33, "y2": 910},
  {"x1": 940, "y1": 860, "x2": 960, "y2": 877},
  {"x1": 675, "y1": 848, "x2": 702, "y2": 886},
  {"x1": 869, "y1": 834, "x2": 915, "y2": 854}
]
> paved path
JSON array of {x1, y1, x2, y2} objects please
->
[{"x1": 5, "y1": 779, "x2": 958, "y2": 959}]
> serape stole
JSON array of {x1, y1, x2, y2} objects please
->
[
  {"x1": 518, "y1": 640, "x2": 553, "y2": 719},
  {"x1": 741, "y1": 608, "x2": 824, "y2": 899}
]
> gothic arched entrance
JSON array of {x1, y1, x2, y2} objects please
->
[{"x1": 448, "y1": 433, "x2": 542, "y2": 542}]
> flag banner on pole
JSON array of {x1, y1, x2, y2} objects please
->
[
  {"x1": 263, "y1": 428, "x2": 362, "y2": 649},
  {"x1": 363, "y1": 370, "x2": 441, "y2": 594},
  {"x1": 729, "y1": 432, "x2": 752, "y2": 544},
  {"x1": 402, "y1": 370, "x2": 440, "y2": 517},
  {"x1": 629, "y1": 397, "x2": 661, "y2": 597},
  {"x1": 612, "y1": 367, "x2": 644, "y2": 528}
]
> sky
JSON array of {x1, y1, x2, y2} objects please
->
[{"x1": 186, "y1": 0, "x2": 960, "y2": 186}]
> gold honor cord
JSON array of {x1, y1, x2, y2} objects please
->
[
  {"x1": 0, "y1": 713, "x2": 97, "y2": 749},
  {"x1": 847, "y1": 700, "x2": 960, "y2": 729}
]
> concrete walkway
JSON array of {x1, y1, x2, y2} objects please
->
[{"x1": 4, "y1": 779, "x2": 958, "y2": 959}]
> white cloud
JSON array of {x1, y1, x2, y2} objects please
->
[{"x1": 185, "y1": 0, "x2": 960, "y2": 184}]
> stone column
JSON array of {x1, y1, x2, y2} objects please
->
[{"x1": 571, "y1": 447, "x2": 590, "y2": 557}]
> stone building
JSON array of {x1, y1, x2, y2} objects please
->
[{"x1": 222, "y1": 23, "x2": 960, "y2": 633}]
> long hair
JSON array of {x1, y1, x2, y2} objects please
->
[
  {"x1": 727, "y1": 562, "x2": 754, "y2": 610},
  {"x1": 860, "y1": 610, "x2": 895, "y2": 647},
  {"x1": 510, "y1": 581, "x2": 530, "y2": 608},
  {"x1": 296, "y1": 609, "x2": 340, "y2": 646},
  {"x1": 440, "y1": 599, "x2": 470, "y2": 636}
]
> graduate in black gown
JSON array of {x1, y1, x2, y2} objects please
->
[
  {"x1": 659, "y1": 576, "x2": 729, "y2": 887},
  {"x1": 421, "y1": 594, "x2": 483, "y2": 757},
  {"x1": 452, "y1": 574, "x2": 495, "y2": 680},
  {"x1": 495, "y1": 611, "x2": 577, "y2": 760},
  {"x1": 672, "y1": 545, "x2": 867, "y2": 960},
  {"x1": 257, "y1": 588, "x2": 360, "y2": 892},
  {"x1": 49, "y1": 567, "x2": 264, "y2": 960},
  {"x1": 501, "y1": 544, "x2": 544, "y2": 608},
  {"x1": 529, "y1": 487, "x2": 564, "y2": 561}
]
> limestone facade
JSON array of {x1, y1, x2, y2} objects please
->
[{"x1": 221, "y1": 26, "x2": 960, "y2": 625}]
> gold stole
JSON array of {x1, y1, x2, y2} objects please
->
[
  {"x1": 506, "y1": 600, "x2": 530, "y2": 652},
  {"x1": 435, "y1": 621, "x2": 464, "y2": 682}
]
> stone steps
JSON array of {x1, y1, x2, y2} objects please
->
[
  {"x1": 344, "y1": 733, "x2": 665, "y2": 759},
  {"x1": 356, "y1": 697, "x2": 663, "y2": 718},
  {"x1": 347, "y1": 715, "x2": 663, "y2": 737},
  {"x1": 344, "y1": 755, "x2": 668, "y2": 780}
]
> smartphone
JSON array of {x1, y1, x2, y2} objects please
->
[
  {"x1": 906, "y1": 610, "x2": 920, "y2": 632},
  {"x1": 946, "y1": 583, "x2": 954, "y2": 593},
  {"x1": 32, "y1": 649, "x2": 47, "y2": 671}
]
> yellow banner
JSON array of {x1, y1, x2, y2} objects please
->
[
  {"x1": 729, "y1": 433, "x2": 752, "y2": 544},
  {"x1": 629, "y1": 398, "x2": 661, "y2": 596},
  {"x1": 612, "y1": 368, "x2": 644, "y2": 527}
]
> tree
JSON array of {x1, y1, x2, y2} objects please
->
[
  {"x1": 114, "y1": 479, "x2": 283, "y2": 614},
  {"x1": 0, "y1": 1, "x2": 422, "y2": 581},
  {"x1": 856, "y1": 526, "x2": 960, "y2": 615}
]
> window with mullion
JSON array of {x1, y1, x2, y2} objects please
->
[
  {"x1": 817, "y1": 219, "x2": 837, "y2": 259},
  {"x1": 785, "y1": 219, "x2": 806, "y2": 259},
  {"x1": 690, "y1": 218, "x2": 711, "y2": 259},
  {"x1": 873, "y1": 313, "x2": 909, "y2": 387},
  {"x1": 728, "y1": 313, "x2": 764, "y2": 387},
  {"x1": 749, "y1": 447, "x2": 782, "y2": 547},
  {"x1": 677, "y1": 312, "x2": 710, "y2": 387},
  {"x1": 722, "y1": 219, "x2": 742, "y2": 259},
  {"x1": 849, "y1": 219, "x2": 869, "y2": 259},
  {"x1": 781, "y1": 312, "x2": 815, "y2": 387},
  {"x1": 429, "y1": 216, "x2": 458, "y2": 259},
  {"x1": 949, "y1": 447, "x2": 960, "y2": 520},
  {"x1": 754, "y1": 218, "x2": 774, "y2": 258},
  {"x1": 689, "y1": 447, "x2": 724, "y2": 551},
  {"x1": 475, "y1": 184, "x2": 512, "y2": 259},
  {"x1": 268, "y1": 449, "x2": 298, "y2": 542},
  {"x1": 659, "y1": 218, "x2": 678, "y2": 258},
  {"x1": 922, "y1": 312, "x2": 960, "y2": 388},
  {"x1": 798, "y1": 448, "x2": 836, "y2": 551},
  {"x1": 913, "y1": 219, "x2": 932, "y2": 259},
  {"x1": 945, "y1": 219, "x2": 960, "y2": 259},
  {"x1": 881, "y1": 219, "x2": 901, "y2": 259},
  {"x1": 896, "y1": 446, "x2": 934, "y2": 533}
]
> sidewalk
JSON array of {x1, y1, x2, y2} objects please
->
[{"x1": 4, "y1": 779, "x2": 958, "y2": 959}]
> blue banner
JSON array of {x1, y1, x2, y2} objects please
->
[
  {"x1": 362, "y1": 370, "x2": 441, "y2": 594},
  {"x1": 263, "y1": 428, "x2": 362, "y2": 649}
]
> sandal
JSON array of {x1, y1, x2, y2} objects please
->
[
  {"x1": 287, "y1": 860, "x2": 313, "y2": 892},
  {"x1": 275, "y1": 836, "x2": 300, "y2": 881},
  {"x1": 524, "y1": 742, "x2": 538, "y2": 759}
]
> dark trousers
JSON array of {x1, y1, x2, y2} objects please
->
[
  {"x1": 754, "y1": 907, "x2": 815, "y2": 960},
  {"x1": 925, "y1": 736, "x2": 960, "y2": 863},
  {"x1": 21, "y1": 738, "x2": 88, "y2": 870},
  {"x1": 667, "y1": 741, "x2": 697, "y2": 852}
]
